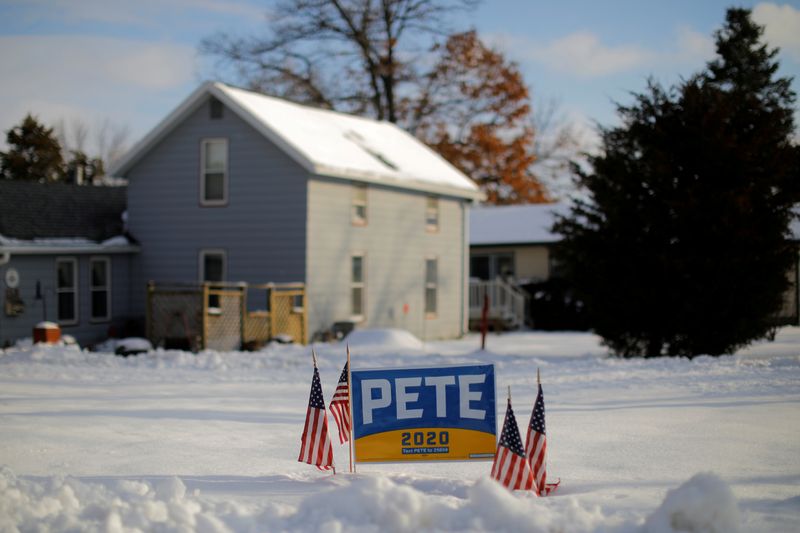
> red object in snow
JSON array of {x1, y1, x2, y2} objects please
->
[{"x1": 33, "y1": 321, "x2": 61, "y2": 344}]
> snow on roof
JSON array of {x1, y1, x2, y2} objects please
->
[
  {"x1": 470, "y1": 203, "x2": 568, "y2": 246},
  {"x1": 112, "y1": 82, "x2": 482, "y2": 201},
  {"x1": 471, "y1": 204, "x2": 800, "y2": 245}
]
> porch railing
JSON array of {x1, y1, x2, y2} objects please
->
[{"x1": 468, "y1": 278, "x2": 528, "y2": 330}]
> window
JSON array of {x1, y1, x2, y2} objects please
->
[
  {"x1": 90, "y1": 257, "x2": 111, "y2": 322},
  {"x1": 56, "y1": 258, "x2": 78, "y2": 325},
  {"x1": 352, "y1": 184, "x2": 367, "y2": 225},
  {"x1": 199, "y1": 250, "x2": 226, "y2": 309},
  {"x1": 425, "y1": 196, "x2": 439, "y2": 232},
  {"x1": 201, "y1": 139, "x2": 228, "y2": 206},
  {"x1": 351, "y1": 254, "x2": 365, "y2": 319},
  {"x1": 470, "y1": 253, "x2": 515, "y2": 281},
  {"x1": 425, "y1": 258, "x2": 437, "y2": 316}
]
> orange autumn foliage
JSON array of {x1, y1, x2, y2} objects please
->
[{"x1": 405, "y1": 31, "x2": 548, "y2": 204}]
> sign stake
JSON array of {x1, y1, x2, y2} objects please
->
[{"x1": 347, "y1": 344, "x2": 356, "y2": 473}]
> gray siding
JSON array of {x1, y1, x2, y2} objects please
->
[
  {"x1": 0, "y1": 253, "x2": 134, "y2": 347},
  {"x1": 126, "y1": 97, "x2": 308, "y2": 313},
  {"x1": 306, "y1": 178, "x2": 468, "y2": 341}
]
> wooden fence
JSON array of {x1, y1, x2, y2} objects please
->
[{"x1": 146, "y1": 281, "x2": 307, "y2": 351}]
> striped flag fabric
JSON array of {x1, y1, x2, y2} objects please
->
[
  {"x1": 526, "y1": 382, "x2": 560, "y2": 496},
  {"x1": 329, "y1": 361, "x2": 351, "y2": 444},
  {"x1": 490, "y1": 397, "x2": 537, "y2": 492},
  {"x1": 298, "y1": 365, "x2": 334, "y2": 471}
]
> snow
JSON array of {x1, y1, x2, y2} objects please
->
[
  {"x1": 470, "y1": 203, "x2": 570, "y2": 246},
  {"x1": 1, "y1": 328, "x2": 799, "y2": 532},
  {"x1": 216, "y1": 83, "x2": 481, "y2": 198},
  {"x1": 344, "y1": 328, "x2": 426, "y2": 351},
  {"x1": 0, "y1": 233, "x2": 134, "y2": 250}
]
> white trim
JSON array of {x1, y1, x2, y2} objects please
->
[
  {"x1": 200, "y1": 138, "x2": 229, "y2": 206},
  {"x1": 55, "y1": 257, "x2": 79, "y2": 326},
  {"x1": 425, "y1": 195, "x2": 439, "y2": 232},
  {"x1": 89, "y1": 256, "x2": 112, "y2": 323}
]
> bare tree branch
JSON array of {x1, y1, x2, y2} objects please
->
[{"x1": 200, "y1": 0, "x2": 477, "y2": 121}]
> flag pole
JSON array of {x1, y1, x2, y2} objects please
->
[
  {"x1": 537, "y1": 367, "x2": 540, "y2": 385},
  {"x1": 347, "y1": 344, "x2": 355, "y2": 473},
  {"x1": 311, "y1": 347, "x2": 317, "y2": 368}
]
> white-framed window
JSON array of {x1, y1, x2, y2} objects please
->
[
  {"x1": 351, "y1": 254, "x2": 365, "y2": 320},
  {"x1": 200, "y1": 138, "x2": 228, "y2": 206},
  {"x1": 425, "y1": 196, "x2": 439, "y2": 232},
  {"x1": 425, "y1": 258, "x2": 438, "y2": 317},
  {"x1": 56, "y1": 257, "x2": 78, "y2": 325},
  {"x1": 89, "y1": 257, "x2": 111, "y2": 322},
  {"x1": 352, "y1": 183, "x2": 367, "y2": 226},
  {"x1": 199, "y1": 249, "x2": 226, "y2": 309}
]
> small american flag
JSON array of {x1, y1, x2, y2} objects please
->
[
  {"x1": 491, "y1": 397, "x2": 536, "y2": 491},
  {"x1": 298, "y1": 365, "x2": 334, "y2": 470},
  {"x1": 329, "y1": 362, "x2": 351, "y2": 444},
  {"x1": 526, "y1": 382, "x2": 559, "y2": 496}
]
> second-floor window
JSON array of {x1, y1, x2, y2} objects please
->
[
  {"x1": 352, "y1": 183, "x2": 367, "y2": 225},
  {"x1": 201, "y1": 139, "x2": 228, "y2": 206},
  {"x1": 425, "y1": 196, "x2": 439, "y2": 232}
]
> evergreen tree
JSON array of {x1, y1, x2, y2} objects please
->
[
  {"x1": 554, "y1": 8, "x2": 799, "y2": 357},
  {"x1": 1, "y1": 114, "x2": 65, "y2": 182}
]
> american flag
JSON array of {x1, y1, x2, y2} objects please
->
[
  {"x1": 491, "y1": 397, "x2": 537, "y2": 491},
  {"x1": 329, "y1": 361, "x2": 351, "y2": 444},
  {"x1": 298, "y1": 365, "x2": 334, "y2": 470},
  {"x1": 526, "y1": 382, "x2": 559, "y2": 496}
]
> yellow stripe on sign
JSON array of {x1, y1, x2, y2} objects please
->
[{"x1": 355, "y1": 428, "x2": 496, "y2": 462}]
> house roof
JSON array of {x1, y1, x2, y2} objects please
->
[
  {"x1": 0, "y1": 180, "x2": 136, "y2": 253},
  {"x1": 470, "y1": 203, "x2": 800, "y2": 246},
  {"x1": 470, "y1": 203, "x2": 568, "y2": 246},
  {"x1": 111, "y1": 82, "x2": 483, "y2": 201}
]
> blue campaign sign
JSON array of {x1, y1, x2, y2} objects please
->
[{"x1": 351, "y1": 364, "x2": 496, "y2": 462}]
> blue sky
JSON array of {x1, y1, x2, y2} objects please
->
[{"x1": 1, "y1": 0, "x2": 798, "y2": 156}]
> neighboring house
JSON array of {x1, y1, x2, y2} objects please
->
[
  {"x1": 467, "y1": 203, "x2": 567, "y2": 329},
  {"x1": 470, "y1": 203, "x2": 567, "y2": 284},
  {"x1": 0, "y1": 180, "x2": 139, "y2": 347},
  {"x1": 110, "y1": 82, "x2": 482, "y2": 342},
  {"x1": 469, "y1": 203, "x2": 800, "y2": 329}
]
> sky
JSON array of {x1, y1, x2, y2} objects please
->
[{"x1": 1, "y1": 0, "x2": 799, "y2": 159}]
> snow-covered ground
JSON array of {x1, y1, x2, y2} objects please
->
[{"x1": 1, "y1": 328, "x2": 799, "y2": 532}]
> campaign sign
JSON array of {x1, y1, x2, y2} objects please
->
[{"x1": 351, "y1": 364, "x2": 496, "y2": 462}]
